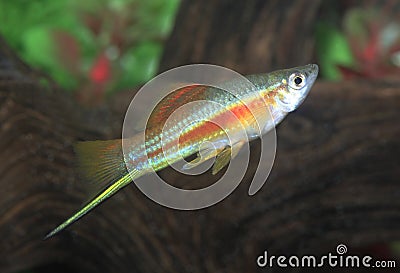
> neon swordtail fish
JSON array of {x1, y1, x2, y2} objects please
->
[{"x1": 45, "y1": 64, "x2": 318, "y2": 239}]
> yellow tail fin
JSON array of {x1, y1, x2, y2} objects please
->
[
  {"x1": 74, "y1": 139, "x2": 127, "y2": 188},
  {"x1": 44, "y1": 139, "x2": 139, "y2": 239}
]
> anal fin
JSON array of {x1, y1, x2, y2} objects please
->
[{"x1": 212, "y1": 141, "x2": 245, "y2": 175}]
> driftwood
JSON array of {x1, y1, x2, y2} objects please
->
[{"x1": 1, "y1": 1, "x2": 400, "y2": 273}]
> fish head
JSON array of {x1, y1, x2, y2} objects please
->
[{"x1": 273, "y1": 64, "x2": 319, "y2": 113}]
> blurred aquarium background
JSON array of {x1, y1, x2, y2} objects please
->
[
  {"x1": 1, "y1": 0, "x2": 399, "y2": 102},
  {"x1": 316, "y1": 1, "x2": 400, "y2": 80},
  {"x1": 0, "y1": 0, "x2": 180, "y2": 103}
]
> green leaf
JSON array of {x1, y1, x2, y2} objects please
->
[
  {"x1": 117, "y1": 41, "x2": 161, "y2": 90},
  {"x1": 316, "y1": 23, "x2": 355, "y2": 80},
  {"x1": 21, "y1": 26, "x2": 57, "y2": 69}
]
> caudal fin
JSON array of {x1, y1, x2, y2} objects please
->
[
  {"x1": 44, "y1": 139, "x2": 138, "y2": 239},
  {"x1": 74, "y1": 139, "x2": 127, "y2": 189},
  {"x1": 44, "y1": 172, "x2": 138, "y2": 239}
]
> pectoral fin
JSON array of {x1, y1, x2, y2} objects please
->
[
  {"x1": 183, "y1": 140, "x2": 245, "y2": 175},
  {"x1": 212, "y1": 141, "x2": 245, "y2": 175}
]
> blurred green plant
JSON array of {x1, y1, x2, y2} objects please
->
[
  {"x1": 316, "y1": 22, "x2": 355, "y2": 80},
  {"x1": 0, "y1": 0, "x2": 180, "y2": 102},
  {"x1": 316, "y1": 3, "x2": 400, "y2": 80}
]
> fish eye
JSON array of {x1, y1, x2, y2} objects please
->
[
  {"x1": 294, "y1": 76, "x2": 302, "y2": 85},
  {"x1": 289, "y1": 72, "x2": 306, "y2": 89}
]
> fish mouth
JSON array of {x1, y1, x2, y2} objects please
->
[
  {"x1": 306, "y1": 64, "x2": 319, "y2": 84},
  {"x1": 305, "y1": 64, "x2": 319, "y2": 84}
]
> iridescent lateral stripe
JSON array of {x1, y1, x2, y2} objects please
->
[{"x1": 129, "y1": 85, "x2": 280, "y2": 172}]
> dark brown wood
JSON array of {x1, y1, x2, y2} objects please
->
[
  {"x1": 1, "y1": 1, "x2": 400, "y2": 273},
  {"x1": 159, "y1": 0, "x2": 322, "y2": 74}
]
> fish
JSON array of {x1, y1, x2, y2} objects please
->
[{"x1": 44, "y1": 64, "x2": 318, "y2": 239}]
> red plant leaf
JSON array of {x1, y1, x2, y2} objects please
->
[{"x1": 90, "y1": 53, "x2": 110, "y2": 84}]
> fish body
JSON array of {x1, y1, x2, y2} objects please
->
[{"x1": 45, "y1": 64, "x2": 318, "y2": 239}]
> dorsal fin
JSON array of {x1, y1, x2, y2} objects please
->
[{"x1": 139, "y1": 84, "x2": 209, "y2": 130}]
